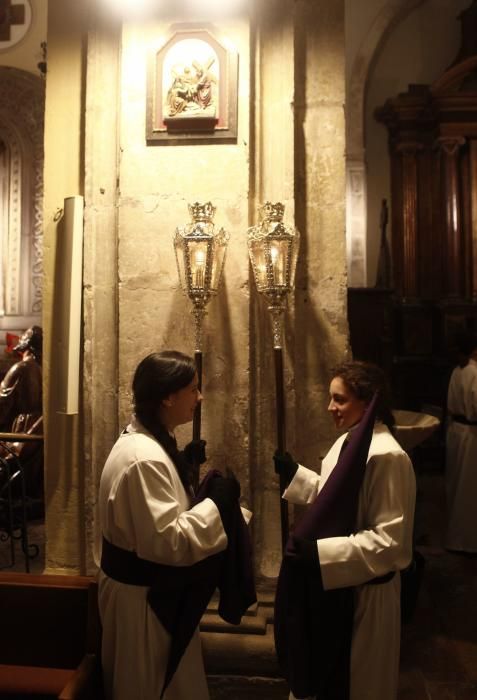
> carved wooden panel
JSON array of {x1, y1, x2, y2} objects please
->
[{"x1": 0, "y1": 68, "x2": 44, "y2": 321}]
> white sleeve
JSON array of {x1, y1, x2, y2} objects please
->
[
  {"x1": 282, "y1": 464, "x2": 320, "y2": 504},
  {"x1": 317, "y1": 451, "x2": 416, "y2": 590},
  {"x1": 464, "y1": 367, "x2": 477, "y2": 420},
  {"x1": 109, "y1": 460, "x2": 227, "y2": 566},
  {"x1": 447, "y1": 367, "x2": 461, "y2": 415}
]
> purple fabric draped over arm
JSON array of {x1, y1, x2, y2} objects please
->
[{"x1": 274, "y1": 395, "x2": 378, "y2": 699}]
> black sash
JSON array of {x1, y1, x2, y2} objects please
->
[
  {"x1": 452, "y1": 414, "x2": 477, "y2": 426},
  {"x1": 100, "y1": 470, "x2": 256, "y2": 698},
  {"x1": 367, "y1": 570, "x2": 395, "y2": 585}
]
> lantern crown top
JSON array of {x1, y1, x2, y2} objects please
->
[
  {"x1": 188, "y1": 201, "x2": 216, "y2": 223},
  {"x1": 259, "y1": 201, "x2": 285, "y2": 222}
]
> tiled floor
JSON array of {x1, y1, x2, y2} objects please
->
[
  {"x1": 1, "y1": 467, "x2": 476, "y2": 699},
  {"x1": 399, "y1": 470, "x2": 477, "y2": 699}
]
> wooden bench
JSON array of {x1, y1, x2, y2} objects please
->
[{"x1": 0, "y1": 572, "x2": 103, "y2": 699}]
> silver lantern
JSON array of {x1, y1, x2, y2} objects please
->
[
  {"x1": 174, "y1": 201, "x2": 229, "y2": 352},
  {"x1": 247, "y1": 201, "x2": 300, "y2": 348}
]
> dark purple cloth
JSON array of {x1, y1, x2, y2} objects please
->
[
  {"x1": 153, "y1": 470, "x2": 256, "y2": 696},
  {"x1": 274, "y1": 395, "x2": 378, "y2": 700},
  {"x1": 100, "y1": 469, "x2": 256, "y2": 699}
]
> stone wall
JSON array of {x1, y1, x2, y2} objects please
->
[{"x1": 43, "y1": 0, "x2": 348, "y2": 577}]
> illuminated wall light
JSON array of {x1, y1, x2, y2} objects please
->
[
  {"x1": 99, "y1": 0, "x2": 248, "y2": 21},
  {"x1": 183, "y1": 0, "x2": 248, "y2": 18},
  {"x1": 100, "y1": 0, "x2": 160, "y2": 20}
]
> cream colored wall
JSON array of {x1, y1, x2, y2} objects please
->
[
  {"x1": 43, "y1": 0, "x2": 348, "y2": 576},
  {"x1": 345, "y1": 0, "x2": 388, "y2": 77},
  {"x1": 350, "y1": 0, "x2": 470, "y2": 285},
  {"x1": 0, "y1": 0, "x2": 47, "y2": 75},
  {"x1": 116, "y1": 18, "x2": 251, "y2": 436},
  {"x1": 42, "y1": 0, "x2": 87, "y2": 572},
  {"x1": 114, "y1": 15, "x2": 256, "y2": 559}
]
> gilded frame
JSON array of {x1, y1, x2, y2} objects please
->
[{"x1": 146, "y1": 24, "x2": 238, "y2": 145}]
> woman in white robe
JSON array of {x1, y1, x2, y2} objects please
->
[
  {"x1": 275, "y1": 361, "x2": 416, "y2": 700},
  {"x1": 98, "y1": 351, "x2": 240, "y2": 700},
  {"x1": 446, "y1": 344, "x2": 477, "y2": 552}
]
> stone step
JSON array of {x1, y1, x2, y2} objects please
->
[
  {"x1": 202, "y1": 625, "x2": 280, "y2": 677},
  {"x1": 200, "y1": 611, "x2": 267, "y2": 635},
  {"x1": 207, "y1": 674, "x2": 288, "y2": 700},
  {"x1": 206, "y1": 597, "x2": 259, "y2": 617}
]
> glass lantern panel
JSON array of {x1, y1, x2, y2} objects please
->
[
  {"x1": 188, "y1": 240, "x2": 208, "y2": 289},
  {"x1": 289, "y1": 239, "x2": 299, "y2": 287},
  {"x1": 269, "y1": 239, "x2": 289, "y2": 286},
  {"x1": 249, "y1": 239, "x2": 268, "y2": 291},
  {"x1": 174, "y1": 239, "x2": 187, "y2": 292},
  {"x1": 210, "y1": 242, "x2": 226, "y2": 292}
]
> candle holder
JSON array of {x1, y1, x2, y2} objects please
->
[
  {"x1": 174, "y1": 202, "x2": 229, "y2": 487},
  {"x1": 247, "y1": 201, "x2": 300, "y2": 550},
  {"x1": 174, "y1": 202, "x2": 229, "y2": 352},
  {"x1": 247, "y1": 202, "x2": 300, "y2": 349}
]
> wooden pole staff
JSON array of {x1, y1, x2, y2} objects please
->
[{"x1": 273, "y1": 345, "x2": 289, "y2": 553}]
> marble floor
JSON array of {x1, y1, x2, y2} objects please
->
[{"x1": 1, "y1": 467, "x2": 476, "y2": 699}]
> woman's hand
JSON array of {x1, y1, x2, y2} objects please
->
[
  {"x1": 183, "y1": 439, "x2": 207, "y2": 465},
  {"x1": 273, "y1": 451, "x2": 299, "y2": 483},
  {"x1": 207, "y1": 471, "x2": 241, "y2": 529}
]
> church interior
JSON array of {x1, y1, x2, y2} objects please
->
[{"x1": 1, "y1": 0, "x2": 477, "y2": 697}]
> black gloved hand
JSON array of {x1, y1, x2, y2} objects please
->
[
  {"x1": 286, "y1": 535, "x2": 320, "y2": 572},
  {"x1": 273, "y1": 450, "x2": 299, "y2": 483},
  {"x1": 207, "y1": 472, "x2": 241, "y2": 529},
  {"x1": 183, "y1": 439, "x2": 207, "y2": 465}
]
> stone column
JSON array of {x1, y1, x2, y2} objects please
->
[
  {"x1": 292, "y1": 0, "x2": 348, "y2": 528},
  {"x1": 251, "y1": 0, "x2": 297, "y2": 579},
  {"x1": 43, "y1": 0, "x2": 88, "y2": 573},
  {"x1": 346, "y1": 157, "x2": 368, "y2": 287},
  {"x1": 438, "y1": 137, "x2": 466, "y2": 297},
  {"x1": 82, "y1": 17, "x2": 121, "y2": 572}
]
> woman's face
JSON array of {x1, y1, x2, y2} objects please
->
[
  {"x1": 328, "y1": 376, "x2": 367, "y2": 431},
  {"x1": 162, "y1": 373, "x2": 203, "y2": 429}
]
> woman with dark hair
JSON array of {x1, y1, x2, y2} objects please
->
[
  {"x1": 445, "y1": 331, "x2": 477, "y2": 552},
  {"x1": 274, "y1": 360, "x2": 416, "y2": 700},
  {"x1": 98, "y1": 351, "x2": 242, "y2": 700}
]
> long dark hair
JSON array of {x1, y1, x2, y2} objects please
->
[
  {"x1": 331, "y1": 360, "x2": 395, "y2": 431},
  {"x1": 132, "y1": 351, "x2": 197, "y2": 489}
]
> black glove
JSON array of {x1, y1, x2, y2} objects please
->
[
  {"x1": 273, "y1": 450, "x2": 299, "y2": 483},
  {"x1": 208, "y1": 472, "x2": 241, "y2": 529},
  {"x1": 183, "y1": 439, "x2": 207, "y2": 465},
  {"x1": 286, "y1": 535, "x2": 321, "y2": 573}
]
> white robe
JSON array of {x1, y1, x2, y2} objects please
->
[
  {"x1": 98, "y1": 418, "x2": 227, "y2": 700},
  {"x1": 283, "y1": 423, "x2": 416, "y2": 700},
  {"x1": 446, "y1": 359, "x2": 477, "y2": 552}
]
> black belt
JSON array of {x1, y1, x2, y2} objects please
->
[
  {"x1": 101, "y1": 536, "x2": 163, "y2": 586},
  {"x1": 451, "y1": 414, "x2": 477, "y2": 426},
  {"x1": 367, "y1": 570, "x2": 395, "y2": 585}
]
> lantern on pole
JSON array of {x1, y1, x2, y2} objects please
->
[
  {"x1": 174, "y1": 201, "x2": 229, "y2": 486},
  {"x1": 247, "y1": 201, "x2": 300, "y2": 551}
]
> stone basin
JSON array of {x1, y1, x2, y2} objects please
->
[{"x1": 393, "y1": 410, "x2": 441, "y2": 452}]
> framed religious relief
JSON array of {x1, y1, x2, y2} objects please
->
[{"x1": 146, "y1": 24, "x2": 238, "y2": 145}]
